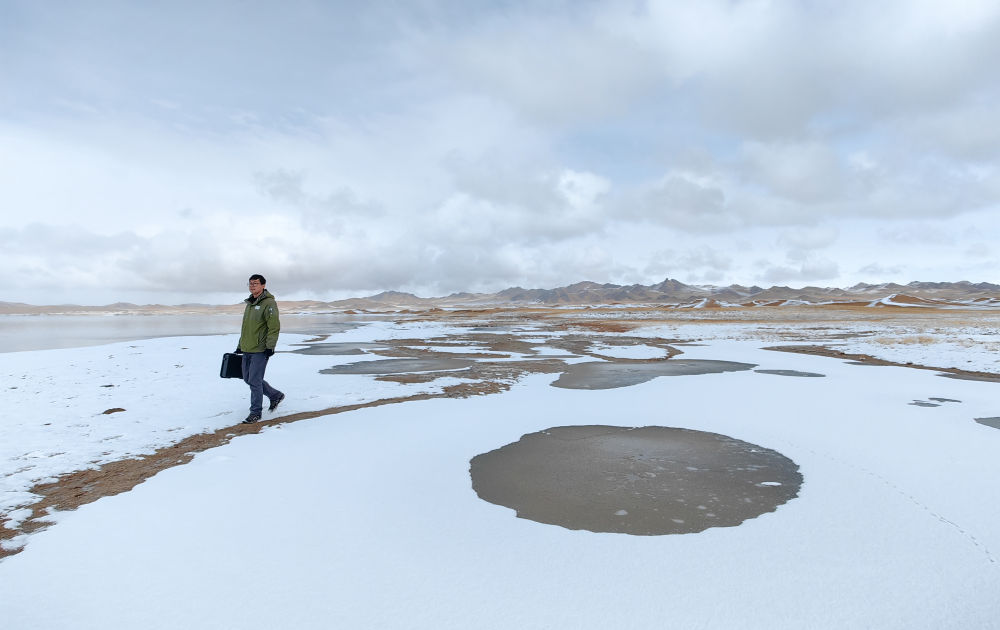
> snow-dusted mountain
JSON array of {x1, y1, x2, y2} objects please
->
[
  {"x1": 328, "y1": 278, "x2": 1000, "y2": 308},
  {"x1": 3, "y1": 279, "x2": 999, "y2": 313}
]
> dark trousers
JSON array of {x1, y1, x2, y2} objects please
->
[{"x1": 242, "y1": 352, "x2": 282, "y2": 415}]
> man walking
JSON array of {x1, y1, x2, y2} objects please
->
[{"x1": 235, "y1": 274, "x2": 285, "y2": 424}]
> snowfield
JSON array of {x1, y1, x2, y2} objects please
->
[
  {"x1": 0, "y1": 321, "x2": 476, "y2": 525},
  {"x1": 2, "y1": 314, "x2": 999, "y2": 629}
]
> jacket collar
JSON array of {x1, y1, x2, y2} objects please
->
[{"x1": 245, "y1": 289, "x2": 272, "y2": 305}]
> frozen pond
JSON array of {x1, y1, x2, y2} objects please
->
[{"x1": 471, "y1": 425, "x2": 802, "y2": 535}]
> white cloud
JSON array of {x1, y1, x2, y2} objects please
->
[
  {"x1": 776, "y1": 226, "x2": 840, "y2": 265},
  {"x1": 900, "y1": 98, "x2": 1000, "y2": 162},
  {"x1": 858, "y1": 263, "x2": 904, "y2": 279},
  {"x1": 964, "y1": 243, "x2": 991, "y2": 258},
  {"x1": 440, "y1": 8, "x2": 660, "y2": 124},
  {"x1": 740, "y1": 142, "x2": 845, "y2": 205},
  {"x1": 641, "y1": 245, "x2": 733, "y2": 285},
  {"x1": 761, "y1": 259, "x2": 840, "y2": 284},
  {"x1": 877, "y1": 225, "x2": 957, "y2": 246},
  {"x1": 627, "y1": 172, "x2": 734, "y2": 233}
]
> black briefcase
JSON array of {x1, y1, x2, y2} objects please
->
[{"x1": 220, "y1": 353, "x2": 243, "y2": 379}]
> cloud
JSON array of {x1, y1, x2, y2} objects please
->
[
  {"x1": 642, "y1": 245, "x2": 733, "y2": 284},
  {"x1": 857, "y1": 263, "x2": 904, "y2": 278},
  {"x1": 900, "y1": 97, "x2": 1000, "y2": 162},
  {"x1": 254, "y1": 168, "x2": 385, "y2": 236},
  {"x1": 255, "y1": 169, "x2": 309, "y2": 207},
  {"x1": 777, "y1": 226, "x2": 839, "y2": 251},
  {"x1": 964, "y1": 242, "x2": 991, "y2": 258},
  {"x1": 775, "y1": 226, "x2": 840, "y2": 267},
  {"x1": 439, "y1": 6, "x2": 660, "y2": 124},
  {"x1": 626, "y1": 1, "x2": 1000, "y2": 135},
  {"x1": 740, "y1": 142, "x2": 845, "y2": 205},
  {"x1": 877, "y1": 225, "x2": 957, "y2": 246},
  {"x1": 626, "y1": 172, "x2": 735, "y2": 233},
  {"x1": 4, "y1": 1, "x2": 1000, "y2": 302},
  {"x1": 760, "y1": 259, "x2": 840, "y2": 284}
]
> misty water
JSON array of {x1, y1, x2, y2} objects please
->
[{"x1": 0, "y1": 314, "x2": 363, "y2": 353}]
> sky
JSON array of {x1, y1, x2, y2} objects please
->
[{"x1": 2, "y1": 0, "x2": 999, "y2": 305}]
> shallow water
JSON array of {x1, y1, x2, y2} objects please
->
[
  {"x1": 550, "y1": 359, "x2": 755, "y2": 389},
  {"x1": 754, "y1": 369, "x2": 826, "y2": 377}
]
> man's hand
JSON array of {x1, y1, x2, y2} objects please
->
[{"x1": 265, "y1": 348, "x2": 275, "y2": 357}]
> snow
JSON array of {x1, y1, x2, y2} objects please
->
[
  {"x1": 0, "y1": 321, "x2": 477, "y2": 520},
  {"x1": 635, "y1": 321, "x2": 1000, "y2": 374},
  {"x1": 837, "y1": 335, "x2": 1000, "y2": 372},
  {"x1": 2, "y1": 318, "x2": 1000, "y2": 628}
]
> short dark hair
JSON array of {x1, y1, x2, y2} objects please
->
[{"x1": 249, "y1": 274, "x2": 267, "y2": 285}]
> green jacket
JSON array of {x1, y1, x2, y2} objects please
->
[{"x1": 239, "y1": 289, "x2": 280, "y2": 353}]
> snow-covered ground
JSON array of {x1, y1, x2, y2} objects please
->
[
  {"x1": 0, "y1": 321, "x2": 476, "y2": 523},
  {"x1": 838, "y1": 334, "x2": 1000, "y2": 372},
  {"x1": 636, "y1": 320, "x2": 1000, "y2": 373},
  {"x1": 2, "y1": 317, "x2": 1000, "y2": 628}
]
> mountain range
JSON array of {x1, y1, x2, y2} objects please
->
[
  {"x1": 331, "y1": 279, "x2": 1000, "y2": 309},
  {"x1": 3, "y1": 279, "x2": 999, "y2": 314}
]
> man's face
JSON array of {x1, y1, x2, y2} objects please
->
[{"x1": 248, "y1": 279, "x2": 265, "y2": 298}]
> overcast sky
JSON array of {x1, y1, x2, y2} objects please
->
[{"x1": 3, "y1": 0, "x2": 999, "y2": 304}]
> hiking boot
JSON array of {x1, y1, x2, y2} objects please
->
[
  {"x1": 242, "y1": 413, "x2": 261, "y2": 424},
  {"x1": 268, "y1": 392, "x2": 285, "y2": 412}
]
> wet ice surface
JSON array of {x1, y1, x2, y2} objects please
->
[
  {"x1": 937, "y1": 372, "x2": 1000, "y2": 382},
  {"x1": 320, "y1": 357, "x2": 475, "y2": 374},
  {"x1": 754, "y1": 369, "x2": 826, "y2": 377},
  {"x1": 289, "y1": 342, "x2": 390, "y2": 355},
  {"x1": 305, "y1": 329, "x2": 690, "y2": 386},
  {"x1": 470, "y1": 425, "x2": 802, "y2": 535},
  {"x1": 975, "y1": 417, "x2": 1000, "y2": 430},
  {"x1": 550, "y1": 360, "x2": 755, "y2": 389},
  {"x1": 588, "y1": 343, "x2": 673, "y2": 360},
  {"x1": 910, "y1": 397, "x2": 962, "y2": 408}
]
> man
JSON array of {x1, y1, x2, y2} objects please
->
[{"x1": 235, "y1": 274, "x2": 285, "y2": 424}]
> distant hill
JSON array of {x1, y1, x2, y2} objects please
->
[{"x1": 3, "y1": 279, "x2": 999, "y2": 314}]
